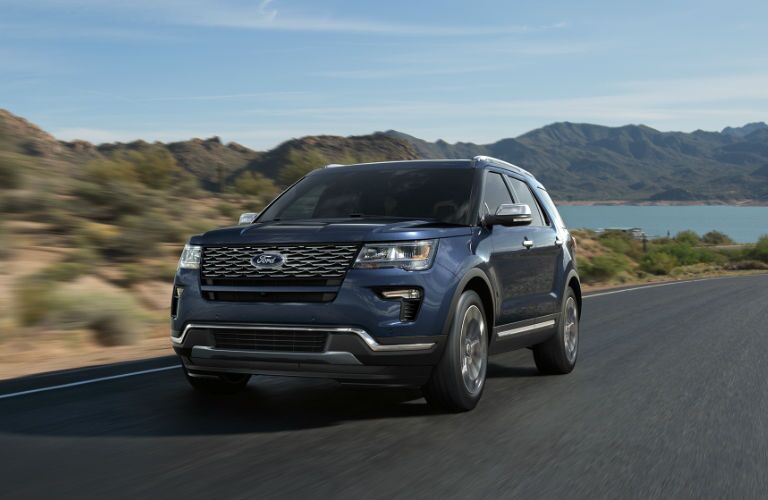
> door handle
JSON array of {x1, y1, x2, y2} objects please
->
[
  {"x1": 523, "y1": 238, "x2": 534, "y2": 249},
  {"x1": 555, "y1": 237, "x2": 563, "y2": 245}
]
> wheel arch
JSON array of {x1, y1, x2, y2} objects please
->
[
  {"x1": 442, "y1": 268, "x2": 496, "y2": 337},
  {"x1": 565, "y1": 269, "x2": 582, "y2": 318}
]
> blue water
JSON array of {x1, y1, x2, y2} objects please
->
[{"x1": 557, "y1": 205, "x2": 768, "y2": 243}]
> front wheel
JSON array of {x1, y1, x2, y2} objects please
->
[
  {"x1": 422, "y1": 290, "x2": 488, "y2": 412},
  {"x1": 183, "y1": 367, "x2": 251, "y2": 394},
  {"x1": 533, "y1": 288, "x2": 579, "y2": 374}
]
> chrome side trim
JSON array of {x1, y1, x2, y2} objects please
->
[
  {"x1": 171, "y1": 323, "x2": 435, "y2": 352},
  {"x1": 352, "y1": 330, "x2": 435, "y2": 352},
  {"x1": 191, "y1": 346, "x2": 362, "y2": 365},
  {"x1": 497, "y1": 319, "x2": 556, "y2": 338}
]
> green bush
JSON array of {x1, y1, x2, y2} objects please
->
[
  {"x1": 578, "y1": 253, "x2": 631, "y2": 282},
  {"x1": 0, "y1": 221, "x2": 11, "y2": 259},
  {"x1": 0, "y1": 154, "x2": 25, "y2": 190},
  {"x1": 216, "y1": 201, "x2": 238, "y2": 218},
  {"x1": 232, "y1": 171, "x2": 279, "y2": 198},
  {"x1": 72, "y1": 179, "x2": 150, "y2": 222},
  {"x1": 126, "y1": 148, "x2": 181, "y2": 190},
  {"x1": 278, "y1": 150, "x2": 328, "y2": 186},
  {"x1": 640, "y1": 251, "x2": 678, "y2": 275},
  {"x1": 599, "y1": 232, "x2": 643, "y2": 260},
  {"x1": 701, "y1": 230, "x2": 735, "y2": 245},
  {"x1": 15, "y1": 280, "x2": 57, "y2": 326},
  {"x1": 15, "y1": 280, "x2": 144, "y2": 345},
  {"x1": 675, "y1": 230, "x2": 701, "y2": 246},
  {"x1": 747, "y1": 235, "x2": 768, "y2": 263}
]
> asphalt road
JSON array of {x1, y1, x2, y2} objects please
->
[{"x1": 2, "y1": 275, "x2": 768, "y2": 499}]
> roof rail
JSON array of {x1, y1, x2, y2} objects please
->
[
  {"x1": 471, "y1": 155, "x2": 534, "y2": 178},
  {"x1": 324, "y1": 163, "x2": 346, "y2": 168}
]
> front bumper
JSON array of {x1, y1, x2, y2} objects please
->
[
  {"x1": 170, "y1": 255, "x2": 462, "y2": 383},
  {"x1": 173, "y1": 323, "x2": 444, "y2": 385}
]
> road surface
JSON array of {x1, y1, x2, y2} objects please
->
[{"x1": 1, "y1": 275, "x2": 768, "y2": 499}]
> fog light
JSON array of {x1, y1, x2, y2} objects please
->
[{"x1": 381, "y1": 288, "x2": 422, "y2": 300}]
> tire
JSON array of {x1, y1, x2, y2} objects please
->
[
  {"x1": 423, "y1": 290, "x2": 488, "y2": 412},
  {"x1": 183, "y1": 367, "x2": 251, "y2": 395},
  {"x1": 533, "y1": 287, "x2": 579, "y2": 374}
]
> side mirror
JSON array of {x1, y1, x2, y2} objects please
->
[
  {"x1": 485, "y1": 203, "x2": 532, "y2": 227},
  {"x1": 238, "y1": 212, "x2": 259, "y2": 225}
]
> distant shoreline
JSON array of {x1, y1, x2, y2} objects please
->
[{"x1": 555, "y1": 200, "x2": 768, "y2": 207}]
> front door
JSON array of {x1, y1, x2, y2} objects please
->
[{"x1": 481, "y1": 171, "x2": 542, "y2": 325}]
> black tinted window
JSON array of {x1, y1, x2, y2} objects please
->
[
  {"x1": 482, "y1": 172, "x2": 512, "y2": 217},
  {"x1": 259, "y1": 166, "x2": 475, "y2": 225},
  {"x1": 507, "y1": 177, "x2": 546, "y2": 226}
]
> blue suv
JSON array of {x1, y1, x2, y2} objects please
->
[{"x1": 171, "y1": 156, "x2": 581, "y2": 411}]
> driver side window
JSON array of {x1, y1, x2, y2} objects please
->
[{"x1": 482, "y1": 172, "x2": 513, "y2": 218}]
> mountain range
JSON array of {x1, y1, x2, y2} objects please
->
[{"x1": 1, "y1": 109, "x2": 767, "y2": 202}]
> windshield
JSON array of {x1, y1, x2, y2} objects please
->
[{"x1": 259, "y1": 166, "x2": 475, "y2": 225}]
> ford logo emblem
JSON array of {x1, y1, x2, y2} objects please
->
[{"x1": 250, "y1": 253, "x2": 286, "y2": 268}]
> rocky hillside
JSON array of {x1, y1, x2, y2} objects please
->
[
  {"x1": 2, "y1": 109, "x2": 768, "y2": 201},
  {"x1": 386, "y1": 122, "x2": 768, "y2": 201}
]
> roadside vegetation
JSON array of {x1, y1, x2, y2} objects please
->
[
  {"x1": 575, "y1": 229, "x2": 768, "y2": 286},
  {"x1": 0, "y1": 113, "x2": 767, "y2": 376}
]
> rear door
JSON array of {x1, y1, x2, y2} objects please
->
[
  {"x1": 480, "y1": 170, "x2": 541, "y2": 325},
  {"x1": 505, "y1": 175, "x2": 561, "y2": 317}
]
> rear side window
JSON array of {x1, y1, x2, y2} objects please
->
[
  {"x1": 537, "y1": 188, "x2": 566, "y2": 230},
  {"x1": 506, "y1": 177, "x2": 546, "y2": 227},
  {"x1": 482, "y1": 172, "x2": 513, "y2": 217}
]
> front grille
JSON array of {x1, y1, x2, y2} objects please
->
[
  {"x1": 213, "y1": 328, "x2": 329, "y2": 352},
  {"x1": 201, "y1": 244, "x2": 359, "y2": 280}
]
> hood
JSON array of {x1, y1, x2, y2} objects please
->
[{"x1": 191, "y1": 218, "x2": 472, "y2": 245}]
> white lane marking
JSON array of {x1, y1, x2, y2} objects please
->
[
  {"x1": 583, "y1": 275, "x2": 761, "y2": 299},
  {"x1": 0, "y1": 365, "x2": 179, "y2": 400}
]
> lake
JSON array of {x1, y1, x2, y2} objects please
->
[{"x1": 557, "y1": 205, "x2": 768, "y2": 243}]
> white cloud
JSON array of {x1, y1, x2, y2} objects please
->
[{"x1": 5, "y1": 0, "x2": 567, "y2": 36}]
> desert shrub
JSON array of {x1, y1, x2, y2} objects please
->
[
  {"x1": 578, "y1": 253, "x2": 631, "y2": 282},
  {"x1": 0, "y1": 154, "x2": 25, "y2": 189},
  {"x1": 701, "y1": 230, "x2": 735, "y2": 245},
  {"x1": 279, "y1": 150, "x2": 328, "y2": 186},
  {"x1": 43, "y1": 262, "x2": 89, "y2": 282},
  {"x1": 167, "y1": 170, "x2": 201, "y2": 198},
  {"x1": 640, "y1": 251, "x2": 678, "y2": 275},
  {"x1": 650, "y1": 239, "x2": 722, "y2": 267},
  {"x1": 15, "y1": 277, "x2": 144, "y2": 345},
  {"x1": 0, "y1": 190, "x2": 55, "y2": 215},
  {"x1": 126, "y1": 148, "x2": 181, "y2": 190},
  {"x1": 15, "y1": 279, "x2": 58, "y2": 326},
  {"x1": 599, "y1": 232, "x2": 643, "y2": 260},
  {"x1": 233, "y1": 171, "x2": 279, "y2": 198},
  {"x1": 83, "y1": 158, "x2": 138, "y2": 185},
  {"x1": 724, "y1": 260, "x2": 768, "y2": 271},
  {"x1": 14, "y1": 257, "x2": 95, "y2": 325},
  {"x1": 670, "y1": 263, "x2": 722, "y2": 277},
  {"x1": 746, "y1": 235, "x2": 768, "y2": 263},
  {"x1": 675, "y1": 230, "x2": 701, "y2": 246},
  {"x1": 99, "y1": 214, "x2": 162, "y2": 261},
  {"x1": 0, "y1": 221, "x2": 11, "y2": 259},
  {"x1": 117, "y1": 261, "x2": 177, "y2": 286},
  {"x1": 216, "y1": 201, "x2": 238, "y2": 218},
  {"x1": 72, "y1": 179, "x2": 150, "y2": 222}
]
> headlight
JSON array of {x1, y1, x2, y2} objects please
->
[
  {"x1": 178, "y1": 244, "x2": 202, "y2": 269},
  {"x1": 354, "y1": 240, "x2": 438, "y2": 271}
]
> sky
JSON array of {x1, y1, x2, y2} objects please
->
[{"x1": 1, "y1": 0, "x2": 767, "y2": 149}]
